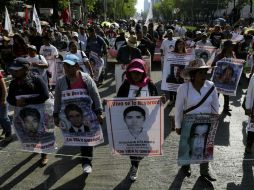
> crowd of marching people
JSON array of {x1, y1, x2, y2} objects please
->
[{"x1": 1, "y1": 17, "x2": 254, "y2": 183}]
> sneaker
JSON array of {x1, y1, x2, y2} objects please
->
[
  {"x1": 83, "y1": 164, "x2": 92, "y2": 174},
  {"x1": 181, "y1": 165, "x2": 191, "y2": 177},
  {"x1": 129, "y1": 166, "x2": 139, "y2": 181}
]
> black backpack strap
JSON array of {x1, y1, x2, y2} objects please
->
[{"x1": 184, "y1": 85, "x2": 215, "y2": 114}]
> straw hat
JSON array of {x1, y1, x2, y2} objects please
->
[
  {"x1": 181, "y1": 58, "x2": 213, "y2": 79},
  {"x1": 127, "y1": 35, "x2": 137, "y2": 47}
]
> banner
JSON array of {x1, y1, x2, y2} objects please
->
[
  {"x1": 89, "y1": 51, "x2": 103, "y2": 82},
  {"x1": 161, "y1": 52, "x2": 194, "y2": 91},
  {"x1": 105, "y1": 97, "x2": 164, "y2": 156},
  {"x1": 32, "y1": 4, "x2": 42, "y2": 34},
  {"x1": 211, "y1": 58, "x2": 244, "y2": 96},
  {"x1": 13, "y1": 95, "x2": 55, "y2": 153},
  {"x1": 59, "y1": 89, "x2": 104, "y2": 146},
  {"x1": 195, "y1": 45, "x2": 217, "y2": 66},
  {"x1": 178, "y1": 114, "x2": 219, "y2": 165},
  {"x1": 4, "y1": 7, "x2": 13, "y2": 35}
]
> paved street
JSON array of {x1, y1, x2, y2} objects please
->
[{"x1": 0, "y1": 63, "x2": 254, "y2": 190}]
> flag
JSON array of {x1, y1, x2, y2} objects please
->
[
  {"x1": 4, "y1": 7, "x2": 13, "y2": 35},
  {"x1": 145, "y1": 1, "x2": 153, "y2": 26},
  {"x1": 32, "y1": 4, "x2": 42, "y2": 34},
  {"x1": 25, "y1": 6, "x2": 29, "y2": 25}
]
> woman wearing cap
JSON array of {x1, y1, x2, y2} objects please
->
[
  {"x1": 212, "y1": 40, "x2": 235, "y2": 116},
  {"x1": 53, "y1": 54, "x2": 103, "y2": 174},
  {"x1": 175, "y1": 58, "x2": 219, "y2": 181},
  {"x1": 65, "y1": 41, "x2": 94, "y2": 77},
  {"x1": 117, "y1": 58, "x2": 159, "y2": 181}
]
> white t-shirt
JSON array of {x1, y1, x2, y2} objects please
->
[
  {"x1": 175, "y1": 80, "x2": 219, "y2": 129},
  {"x1": 128, "y1": 85, "x2": 150, "y2": 98},
  {"x1": 160, "y1": 39, "x2": 176, "y2": 57}
]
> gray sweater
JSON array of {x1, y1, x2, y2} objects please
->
[{"x1": 53, "y1": 72, "x2": 103, "y2": 115}]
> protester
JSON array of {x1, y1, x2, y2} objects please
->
[
  {"x1": 244, "y1": 74, "x2": 254, "y2": 154},
  {"x1": 210, "y1": 25, "x2": 224, "y2": 48},
  {"x1": 39, "y1": 35, "x2": 59, "y2": 90},
  {"x1": 26, "y1": 45, "x2": 49, "y2": 84},
  {"x1": 195, "y1": 33, "x2": 213, "y2": 46},
  {"x1": 114, "y1": 29, "x2": 127, "y2": 50},
  {"x1": 0, "y1": 71, "x2": 12, "y2": 142},
  {"x1": 12, "y1": 34, "x2": 28, "y2": 58},
  {"x1": 212, "y1": 40, "x2": 235, "y2": 116},
  {"x1": 53, "y1": 54, "x2": 103, "y2": 174},
  {"x1": 65, "y1": 41, "x2": 93, "y2": 76},
  {"x1": 117, "y1": 58, "x2": 159, "y2": 181},
  {"x1": 116, "y1": 34, "x2": 142, "y2": 88},
  {"x1": 160, "y1": 29, "x2": 176, "y2": 65},
  {"x1": 175, "y1": 58, "x2": 219, "y2": 181},
  {"x1": 7, "y1": 57, "x2": 49, "y2": 166}
]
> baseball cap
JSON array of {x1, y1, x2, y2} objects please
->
[
  {"x1": 72, "y1": 32, "x2": 79, "y2": 37},
  {"x1": 28, "y1": 44, "x2": 37, "y2": 51},
  {"x1": 63, "y1": 54, "x2": 80, "y2": 66},
  {"x1": 9, "y1": 57, "x2": 30, "y2": 70}
]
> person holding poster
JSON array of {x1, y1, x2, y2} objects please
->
[
  {"x1": 175, "y1": 58, "x2": 219, "y2": 182},
  {"x1": 168, "y1": 39, "x2": 188, "y2": 103},
  {"x1": 117, "y1": 58, "x2": 159, "y2": 181},
  {"x1": 212, "y1": 40, "x2": 236, "y2": 116},
  {"x1": 7, "y1": 57, "x2": 50, "y2": 166},
  {"x1": 53, "y1": 54, "x2": 103, "y2": 174},
  {"x1": 65, "y1": 41, "x2": 94, "y2": 76},
  {"x1": 244, "y1": 75, "x2": 254, "y2": 154}
]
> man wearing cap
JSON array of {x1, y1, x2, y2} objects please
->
[
  {"x1": 71, "y1": 31, "x2": 86, "y2": 52},
  {"x1": 196, "y1": 33, "x2": 213, "y2": 46},
  {"x1": 116, "y1": 35, "x2": 142, "y2": 92},
  {"x1": 7, "y1": 57, "x2": 50, "y2": 165},
  {"x1": 27, "y1": 45, "x2": 49, "y2": 84},
  {"x1": 160, "y1": 29, "x2": 176, "y2": 65},
  {"x1": 53, "y1": 54, "x2": 103, "y2": 174}
]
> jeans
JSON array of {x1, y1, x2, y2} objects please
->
[
  {"x1": 0, "y1": 104, "x2": 11, "y2": 135},
  {"x1": 80, "y1": 146, "x2": 93, "y2": 166}
]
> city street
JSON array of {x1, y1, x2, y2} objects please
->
[{"x1": 0, "y1": 63, "x2": 253, "y2": 190}]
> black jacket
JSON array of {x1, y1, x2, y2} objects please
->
[
  {"x1": 7, "y1": 72, "x2": 49, "y2": 106},
  {"x1": 117, "y1": 79, "x2": 158, "y2": 97}
]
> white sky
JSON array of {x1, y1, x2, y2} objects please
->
[{"x1": 135, "y1": 0, "x2": 144, "y2": 13}]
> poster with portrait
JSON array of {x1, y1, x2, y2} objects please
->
[
  {"x1": 105, "y1": 97, "x2": 164, "y2": 156},
  {"x1": 161, "y1": 52, "x2": 195, "y2": 91},
  {"x1": 211, "y1": 58, "x2": 244, "y2": 96},
  {"x1": 195, "y1": 46, "x2": 217, "y2": 66},
  {"x1": 89, "y1": 51, "x2": 103, "y2": 82},
  {"x1": 13, "y1": 95, "x2": 56, "y2": 153},
  {"x1": 178, "y1": 114, "x2": 219, "y2": 165},
  {"x1": 59, "y1": 89, "x2": 104, "y2": 146}
]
